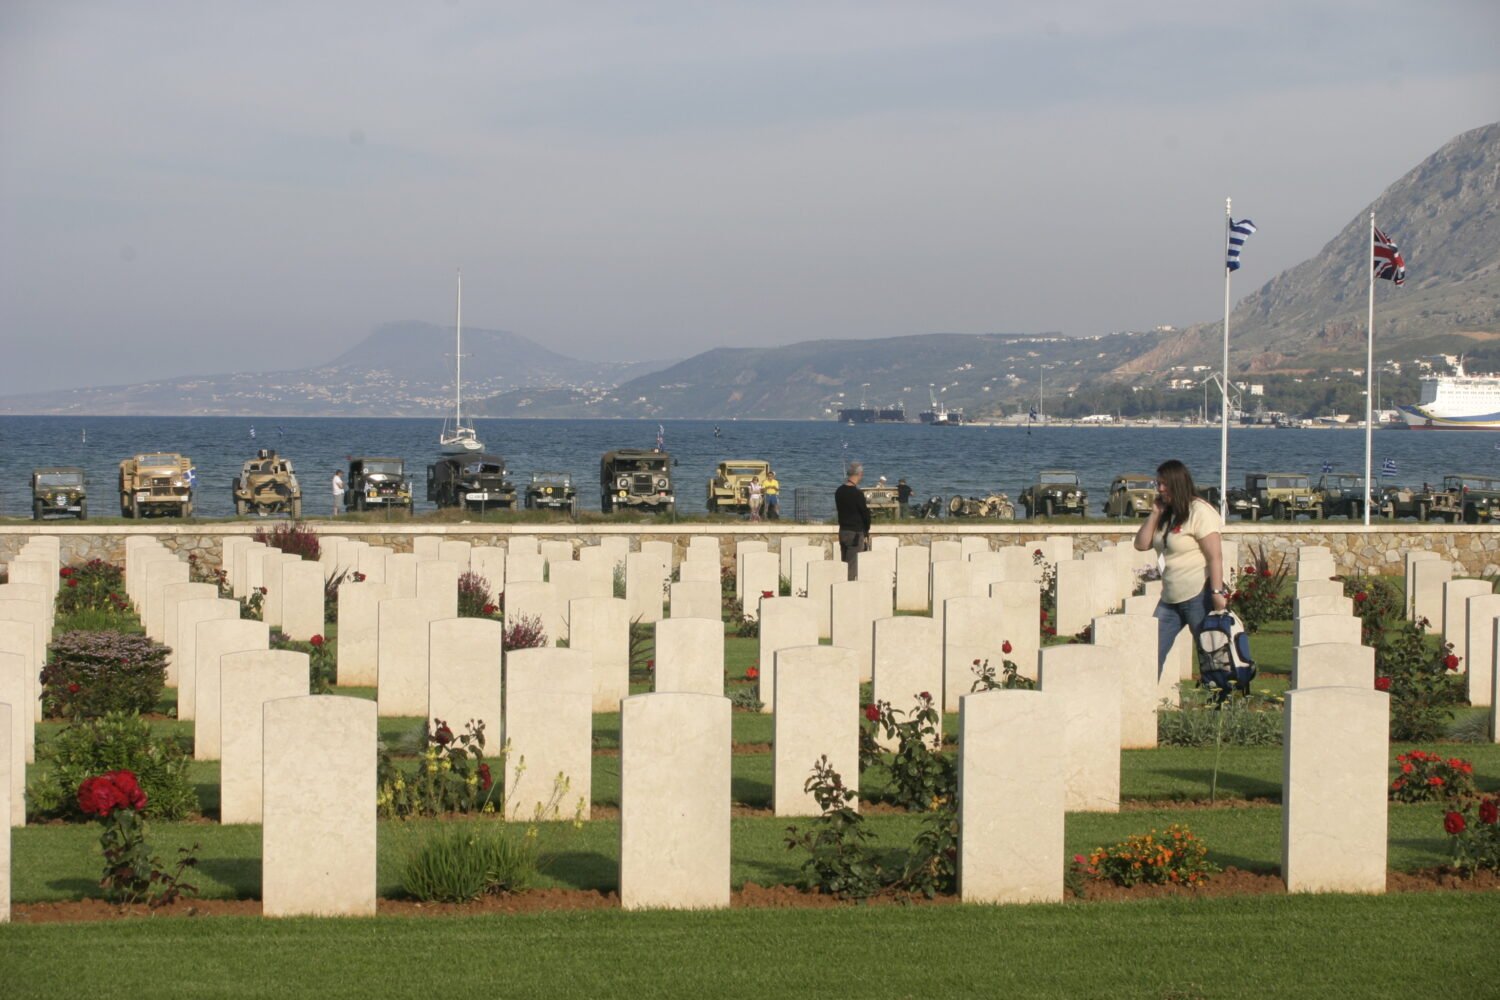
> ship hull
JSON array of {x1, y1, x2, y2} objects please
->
[{"x1": 1396, "y1": 404, "x2": 1500, "y2": 430}]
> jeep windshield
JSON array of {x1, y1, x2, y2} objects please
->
[
  {"x1": 362, "y1": 461, "x2": 403, "y2": 476},
  {"x1": 614, "y1": 458, "x2": 667, "y2": 472},
  {"x1": 37, "y1": 473, "x2": 83, "y2": 487},
  {"x1": 532, "y1": 472, "x2": 570, "y2": 484},
  {"x1": 1119, "y1": 479, "x2": 1154, "y2": 491},
  {"x1": 462, "y1": 462, "x2": 505, "y2": 475},
  {"x1": 139, "y1": 454, "x2": 178, "y2": 466},
  {"x1": 1266, "y1": 476, "x2": 1310, "y2": 489},
  {"x1": 1448, "y1": 476, "x2": 1500, "y2": 492},
  {"x1": 723, "y1": 466, "x2": 764, "y2": 478},
  {"x1": 1039, "y1": 472, "x2": 1078, "y2": 485}
]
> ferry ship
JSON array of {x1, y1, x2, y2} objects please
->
[{"x1": 1397, "y1": 360, "x2": 1500, "y2": 430}]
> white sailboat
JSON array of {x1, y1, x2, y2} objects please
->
[{"x1": 439, "y1": 270, "x2": 483, "y2": 455}]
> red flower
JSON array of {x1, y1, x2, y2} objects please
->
[
  {"x1": 1260, "y1": 569, "x2": 1272, "y2": 578},
  {"x1": 67, "y1": 682, "x2": 81, "y2": 694},
  {"x1": 433, "y1": 724, "x2": 453, "y2": 746},
  {"x1": 1444, "y1": 811, "x2": 1466, "y2": 835},
  {"x1": 67, "y1": 578, "x2": 79, "y2": 588},
  {"x1": 310, "y1": 634, "x2": 325, "y2": 647},
  {"x1": 1428, "y1": 776, "x2": 1445, "y2": 788},
  {"x1": 1391, "y1": 778, "x2": 1404, "y2": 791},
  {"x1": 1243, "y1": 564, "x2": 1255, "y2": 574},
  {"x1": 745, "y1": 666, "x2": 759, "y2": 680},
  {"x1": 1354, "y1": 591, "x2": 1368, "y2": 604},
  {"x1": 1374, "y1": 677, "x2": 1391, "y2": 692},
  {"x1": 1001, "y1": 640, "x2": 1013, "y2": 655},
  {"x1": 258, "y1": 586, "x2": 268, "y2": 595},
  {"x1": 864, "y1": 703, "x2": 881, "y2": 722},
  {"x1": 1400, "y1": 762, "x2": 1413, "y2": 774},
  {"x1": 646, "y1": 659, "x2": 655, "y2": 671},
  {"x1": 354, "y1": 572, "x2": 367, "y2": 582},
  {"x1": 1444, "y1": 654, "x2": 1460, "y2": 671},
  {"x1": 59, "y1": 567, "x2": 74, "y2": 578},
  {"x1": 1033, "y1": 549, "x2": 1043, "y2": 557},
  {"x1": 1481, "y1": 800, "x2": 1498, "y2": 826},
  {"x1": 478, "y1": 763, "x2": 493, "y2": 791},
  {"x1": 77, "y1": 776, "x2": 126, "y2": 817},
  {"x1": 919, "y1": 691, "x2": 932, "y2": 702},
  {"x1": 1040, "y1": 609, "x2": 1049, "y2": 621},
  {"x1": 761, "y1": 591, "x2": 774, "y2": 600},
  {"x1": 105, "y1": 771, "x2": 147, "y2": 811},
  {"x1": 972, "y1": 658, "x2": 980, "y2": 666},
  {"x1": 482, "y1": 603, "x2": 497, "y2": 615}
]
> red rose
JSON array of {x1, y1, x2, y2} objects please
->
[
  {"x1": 478, "y1": 763, "x2": 493, "y2": 791},
  {"x1": 919, "y1": 691, "x2": 931, "y2": 702},
  {"x1": 434, "y1": 724, "x2": 453, "y2": 746},
  {"x1": 258, "y1": 586, "x2": 268, "y2": 595},
  {"x1": 77, "y1": 776, "x2": 126, "y2": 817},
  {"x1": 1375, "y1": 677, "x2": 1391, "y2": 692},
  {"x1": 354, "y1": 572, "x2": 367, "y2": 582},
  {"x1": 59, "y1": 567, "x2": 74, "y2": 578},
  {"x1": 761, "y1": 591, "x2": 774, "y2": 600},
  {"x1": 1444, "y1": 653, "x2": 1460, "y2": 671},
  {"x1": 1400, "y1": 762, "x2": 1413, "y2": 774},
  {"x1": 1033, "y1": 549, "x2": 1043, "y2": 557},
  {"x1": 864, "y1": 703, "x2": 880, "y2": 722},
  {"x1": 745, "y1": 666, "x2": 759, "y2": 680},
  {"x1": 310, "y1": 634, "x2": 325, "y2": 647},
  {"x1": 972, "y1": 658, "x2": 980, "y2": 666},
  {"x1": 1260, "y1": 569, "x2": 1272, "y2": 578},
  {"x1": 67, "y1": 682, "x2": 81, "y2": 694},
  {"x1": 1002, "y1": 640, "x2": 1013, "y2": 655},
  {"x1": 1243, "y1": 565, "x2": 1255, "y2": 574},
  {"x1": 67, "y1": 578, "x2": 79, "y2": 588},
  {"x1": 1428, "y1": 776, "x2": 1444, "y2": 787},
  {"x1": 1444, "y1": 811, "x2": 1466, "y2": 835},
  {"x1": 1391, "y1": 778, "x2": 1404, "y2": 790},
  {"x1": 1354, "y1": 591, "x2": 1367, "y2": 604},
  {"x1": 646, "y1": 659, "x2": 655, "y2": 671},
  {"x1": 1040, "y1": 609, "x2": 1049, "y2": 621},
  {"x1": 105, "y1": 770, "x2": 148, "y2": 811},
  {"x1": 1480, "y1": 800, "x2": 1498, "y2": 826},
  {"x1": 482, "y1": 603, "x2": 497, "y2": 615}
]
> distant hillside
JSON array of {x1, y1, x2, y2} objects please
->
[{"x1": 1122, "y1": 121, "x2": 1500, "y2": 376}]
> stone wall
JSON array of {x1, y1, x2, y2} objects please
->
[{"x1": 2, "y1": 521, "x2": 1496, "y2": 577}]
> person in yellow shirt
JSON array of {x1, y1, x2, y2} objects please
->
[
  {"x1": 1133, "y1": 459, "x2": 1228, "y2": 681},
  {"x1": 763, "y1": 469, "x2": 781, "y2": 520}
]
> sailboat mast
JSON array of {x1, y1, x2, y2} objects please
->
[{"x1": 455, "y1": 269, "x2": 463, "y2": 427}]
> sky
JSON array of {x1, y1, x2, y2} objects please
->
[{"x1": 2, "y1": 1, "x2": 1498, "y2": 395}]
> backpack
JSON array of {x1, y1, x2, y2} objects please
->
[{"x1": 1197, "y1": 610, "x2": 1256, "y2": 698}]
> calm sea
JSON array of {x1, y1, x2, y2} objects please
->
[{"x1": 0, "y1": 416, "x2": 1495, "y2": 520}]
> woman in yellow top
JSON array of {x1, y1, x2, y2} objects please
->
[{"x1": 1133, "y1": 459, "x2": 1229, "y2": 680}]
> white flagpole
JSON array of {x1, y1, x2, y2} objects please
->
[
  {"x1": 1363, "y1": 211, "x2": 1375, "y2": 527},
  {"x1": 1220, "y1": 198, "x2": 1232, "y2": 520}
]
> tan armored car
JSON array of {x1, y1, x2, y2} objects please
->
[
  {"x1": 232, "y1": 449, "x2": 302, "y2": 517},
  {"x1": 119, "y1": 453, "x2": 195, "y2": 518},
  {"x1": 706, "y1": 459, "x2": 771, "y2": 514}
]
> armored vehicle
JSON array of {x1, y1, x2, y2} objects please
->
[
  {"x1": 1315, "y1": 472, "x2": 1370, "y2": 520},
  {"x1": 947, "y1": 491, "x2": 1016, "y2": 519},
  {"x1": 862, "y1": 484, "x2": 902, "y2": 521},
  {"x1": 525, "y1": 471, "x2": 578, "y2": 514},
  {"x1": 1442, "y1": 474, "x2": 1500, "y2": 524},
  {"x1": 346, "y1": 457, "x2": 413, "y2": 512},
  {"x1": 600, "y1": 449, "x2": 675, "y2": 514},
  {"x1": 32, "y1": 467, "x2": 86, "y2": 520},
  {"x1": 119, "y1": 453, "x2": 194, "y2": 518},
  {"x1": 1250, "y1": 472, "x2": 1322, "y2": 521},
  {"x1": 1103, "y1": 475, "x2": 1158, "y2": 519},
  {"x1": 706, "y1": 459, "x2": 771, "y2": 514},
  {"x1": 427, "y1": 454, "x2": 516, "y2": 511},
  {"x1": 232, "y1": 449, "x2": 302, "y2": 517},
  {"x1": 1019, "y1": 470, "x2": 1088, "y2": 518}
]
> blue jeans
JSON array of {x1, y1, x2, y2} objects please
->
[{"x1": 1154, "y1": 587, "x2": 1212, "y2": 680}]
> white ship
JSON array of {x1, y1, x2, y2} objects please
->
[{"x1": 1397, "y1": 359, "x2": 1500, "y2": 430}]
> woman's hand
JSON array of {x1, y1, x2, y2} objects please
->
[{"x1": 1209, "y1": 590, "x2": 1229, "y2": 612}]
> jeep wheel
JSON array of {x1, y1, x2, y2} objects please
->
[
  {"x1": 1417, "y1": 503, "x2": 1429, "y2": 522},
  {"x1": 77, "y1": 502, "x2": 87, "y2": 520},
  {"x1": 1350, "y1": 501, "x2": 1363, "y2": 521},
  {"x1": 32, "y1": 500, "x2": 43, "y2": 521},
  {"x1": 1043, "y1": 498, "x2": 1054, "y2": 518},
  {"x1": 1464, "y1": 505, "x2": 1479, "y2": 525},
  {"x1": 1271, "y1": 501, "x2": 1287, "y2": 521},
  {"x1": 291, "y1": 498, "x2": 302, "y2": 519},
  {"x1": 600, "y1": 493, "x2": 612, "y2": 514},
  {"x1": 235, "y1": 499, "x2": 248, "y2": 516}
]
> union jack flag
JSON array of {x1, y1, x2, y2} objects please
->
[
  {"x1": 1226, "y1": 219, "x2": 1256, "y2": 272},
  {"x1": 1373, "y1": 226, "x2": 1405, "y2": 285}
]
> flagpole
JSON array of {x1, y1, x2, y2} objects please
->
[
  {"x1": 1364, "y1": 211, "x2": 1375, "y2": 527},
  {"x1": 1220, "y1": 198, "x2": 1232, "y2": 520}
]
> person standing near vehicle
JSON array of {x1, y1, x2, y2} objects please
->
[
  {"x1": 835, "y1": 462, "x2": 871, "y2": 579},
  {"x1": 896, "y1": 478, "x2": 912, "y2": 519},
  {"x1": 763, "y1": 469, "x2": 781, "y2": 520},
  {"x1": 747, "y1": 476, "x2": 763, "y2": 521},
  {"x1": 331, "y1": 469, "x2": 345, "y2": 516},
  {"x1": 1134, "y1": 459, "x2": 1228, "y2": 680}
]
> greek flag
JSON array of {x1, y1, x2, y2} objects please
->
[
  {"x1": 1226, "y1": 219, "x2": 1257, "y2": 271},
  {"x1": 185, "y1": 468, "x2": 197, "y2": 487},
  {"x1": 1381, "y1": 458, "x2": 1397, "y2": 477},
  {"x1": 1028, "y1": 406, "x2": 1038, "y2": 422},
  {"x1": 655, "y1": 424, "x2": 664, "y2": 451},
  {"x1": 249, "y1": 425, "x2": 256, "y2": 439},
  {"x1": 1321, "y1": 461, "x2": 1333, "y2": 474}
]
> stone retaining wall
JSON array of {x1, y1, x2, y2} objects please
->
[{"x1": 2, "y1": 522, "x2": 1495, "y2": 577}]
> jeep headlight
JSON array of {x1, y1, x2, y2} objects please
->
[
  {"x1": 617, "y1": 477, "x2": 629, "y2": 488},
  {"x1": 656, "y1": 478, "x2": 668, "y2": 490},
  {"x1": 618, "y1": 490, "x2": 627, "y2": 498},
  {"x1": 544, "y1": 486, "x2": 553, "y2": 494}
]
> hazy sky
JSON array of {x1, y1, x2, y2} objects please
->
[{"x1": 2, "y1": 2, "x2": 1497, "y2": 395}]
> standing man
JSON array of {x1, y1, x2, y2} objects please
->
[
  {"x1": 896, "y1": 478, "x2": 912, "y2": 519},
  {"x1": 763, "y1": 468, "x2": 781, "y2": 520},
  {"x1": 331, "y1": 469, "x2": 345, "y2": 516},
  {"x1": 835, "y1": 462, "x2": 871, "y2": 579}
]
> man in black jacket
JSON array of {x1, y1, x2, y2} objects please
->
[{"x1": 834, "y1": 462, "x2": 871, "y2": 579}]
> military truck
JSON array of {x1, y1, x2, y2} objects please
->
[
  {"x1": 1019, "y1": 470, "x2": 1088, "y2": 518},
  {"x1": 32, "y1": 467, "x2": 86, "y2": 520},
  {"x1": 427, "y1": 454, "x2": 516, "y2": 511},
  {"x1": 525, "y1": 471, "x2": 578, "y2": 514},
  {"x1": 947, "y1": 491, "x2": 1016, "y2": 519},
  {"x1": 1103, "y1": 475, "x2": 1157, "y2": 519},
  {"x1": 706, "y1": 459, "x2": 771, "y2": 514},
  {"x1": 862, "y1": 483, "x2": 902, "y2": 521},
  {"x1": 1315, "y1": 472, "x2": 1370, "y2": 520},
  {"x1": 1441, "y1": 474, "x2": 1500, "y2": 524},
  {"x1": 346, "y1": 457, "x2": 413, "y2": 512},
  {"x1": 119, "y1": 453, "x2": 194, "y2": 518},
  {"x1": 1249, "y1": 472, "x2": 1322, "y2": 521},
  {"x1": 600, "y1": 449, "x2": 674, "y2": 514},
  {"x1": 232, "y1": 449, "x2": 302, "y2": 517}
]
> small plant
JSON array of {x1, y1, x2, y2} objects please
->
[
  {"x1": 784, "y1": 756, "x2": 884, "y2": 899},
  {"x1": 1375, "y1": 619, "x2": 1464, "y2": 742},
  {"x1": 728, "y1": 686, "x2": 764, "y2": 712},
  {"x1": 1227, "y1": 545, "x2": 1292, "y2": 633},
  {"x1": 187, "y1": 553, "x2": 233, "y2": 600},
  {"x1": 241, "y1": 585, "x2": 268, "y2": 622},
  {"x1": 970, "y1": 647, "x2": 1034, "y2": 692},
  {"x1": 1444, "y1": 794, "x2": 1500, "y2": 876},
  {"x1": 1389, "y1": 750, "x2": 1476, "y2": 803},
  {"x1": 270, "y1": 631, "x2": 335, "y2": 694},
  {"x1": 55, "y1": 560, "x2": 129, "y2": 616},
  {"x1": 1034, "y1": 549, "x2": 1057, "y2": 627},
  {"x1": 628, "y1": 620, "x2": 653, "y2": 680},
  {"x1": 1342, "y1": 575, "x2": 1403, "y2": 646},
  {"x1": 42, "y1": 630, "x2": 168, "y2": 720},
  {"x1": 28, "y1": 712, "x2": 198, "y2": 821},
  {"x1": 1157, "y1": 688, "x2": 1284, "y2": 747},
  {"x1": 77, "y1": 769, "x2": 200, "y2": 907},
  {"x1": 612, "y1": 564, "x2": 627, "y2": 599},
  {"x1": 253, "y1": 521, "x2": 321, "y2": 561},
  {"x1": 323, "y1": 567, "x2": 357, "y2": 628},
  {"x1": 457, "y1": 572, "x2": 496, "y2": 619},
  {"x1": 1073, "y1": 825, "x2": 1219, "y2": 887},
  {"x1": 861, "y1": 695, "x2": 954, "y2": 812},
  {"x1": 399, "y1": 824, "x2": 539, "y2": 902},
  {"x1": 503, "y1": 614, "x2": 548, "y2": 651},
  {"x1": 377, "y1": 719, "x2": 494, "y2": 819}
]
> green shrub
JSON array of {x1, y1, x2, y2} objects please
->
[
  {"x1": 253, "y1": 521, "x2": 321, "y2": 560},
  {"x1": 399, "y1": 825, "x2": 538, "y2": 902},
  {"x1": 53, "y1": 606, "x2": 144, "y2": 635},
  {"x1": 28, "y1": 712, "x2": 198, "y2": 821},
  {"x1": 42, "y1": 630, "x2": 167, "y2": 720},
  {"x1": 1157, "y1": 690, "x2": 1284, "y2": 747},
  {"x1": 55, "y1": 560, "x2": 128, "y2": 616}
]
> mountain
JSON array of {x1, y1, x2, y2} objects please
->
[
  {"x1": 476, "y1": 330, "x2": 1167, "y2": 420},
  {"x1": 1121, "y1": 121, "x2": 1500, "y2": 376},
  {"x1": 0, "y1": 323, "x2": 672, "y2": 416}
]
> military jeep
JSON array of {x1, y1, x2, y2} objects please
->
[
  {"x1": 862, "y1": 484, "x2": 902, "y2": 522},
  {"x1": 1442, "y1": 474, "x2": 1500, "y2": 524},
  {"x1": 119, "y1": 453, "x2": 194, "y2": 518},
  {"x1": 1378, "y1": 485, "x2": 1423, "y2": 520},
  {"x1": 232, "y1": 449, "x2": 302, "y2": 517},
  {"x1": 32, "y1": 467, "x2": 87, "y2": 520},
  {"x1": 706, "y1": 459, "x2": 771, "y2": 514},
  {"x1": 600, "y1": 449, "x2": 674, "y2": 514},
  {"x1": 946, "y1": 492, "x2": 1016, "y2": 519},
  {"x1": 427, "y1": 454, "x2": 516, "y2": 511},
  {"x1": 346, "y1": 457, "x2": 413, "y2": 512},
  {"x1": 1315, "y1": 472, "x2": 1370, "y2": 520},
  {"x1": 1103, "y1": 475, "x2": 1157, "y2": 519},
  {"x1": 1250, "y1": 472, "x2": 1322, "y2": 521},
  {"x1": 525, "y1": 471, "x2": 577, "y2": 514},
  {"x1": 1019, "y1": 470, "x2": 1088, "y2": 518}
]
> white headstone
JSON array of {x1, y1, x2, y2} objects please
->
[
  {"x1": 670, "y1": 580, "x2": 720, "y2": 621},
  {"x1": 773, "y1": 646, "x2": 859, "y2": 816},
  {"x1": 756, "y1": 597, "x2": 818, "y2": 712},
  {"x1": 942, "y1": 595, "x2": 1004, "y2": 713},
  {"x1": 1292, "y1": 614, "x2": 1363, "y2": 649},
  {"x1": 741, "y1": 552, "x2": 780, "y2": 622},
  {"x1": 569, "y1": 597, "x2": 631, "y2": 711},
  {"x1": 376, "y1": 598, "x2": 444, "y2": 717},
  {"x1": 336, "y1": 582, "x2": 391, "y2": 686},
  {"x1": 220, "y1": 650, "x2": 309, "y2": 824},
  {"x1": 502, "y1": 648, "x2": 593, "y2": 820},
  {"x1": 1443, "y1": 580, "x2": 1493, "y2": 653},
  {"x1": 805, "y1": 560, "x2": 848, "y2": 640},
  {"x1": 895, "y1": 545, "x2": 931, "y2": 612},
  {"x1": 279, "y1": 560, "x2": 327, "y2": 642},
  {"x1": 1404, "y1": 550, "x2": 1441, "y2": 619},
  {"x1": 505, "y1": 581, "x2": 562, "y2": 648},
  {"x1": 428, "y1": 617, "x2": 503, "y2": 752},
  {"x1": 625, "y1": 552, "x2": 668, "y2": 624},
  {"x1": 193, "y1": 618, "x2": 269, "y2": 760},
  {"x1": 871, "y1": 616, "x2": 942, "y2": 752},
  {"x1": 831, "y1": 580, "x2": 888, "y2": 683},
  {"x1": 1091, "y1": 613, "x2": 1159, "y2": 749},
  {"x1": 0, "y1": 657, "x2": 24, "y2": 826},
  {"x1": 1037, "y1": 644, "x2": 1120, "y2": 812},
  {"x1": 1053, "y1": 560, "x2": 1092, "y2": 636},
  {"x1": 174, "y1": 597, "x2": 239, "y2": 719},
  {"x1": 655, "y1": 618, "x2": 724, "y2": 697},
  {"x1": 1410, "y1": 559, "x2": 1453, "y2": 631},
  {"x1": 1465, "y1": 594, "x2": 1500, "y2": 707},
  {"x1": 469, "y1": 547, "x2": 507, "y2": 594},
  {"x1": 1292, "y1": 643, "x2": 1375, "y2": 690},
  {"x1": 384, "y1": 552, "x2": 419, "y2": 599}
]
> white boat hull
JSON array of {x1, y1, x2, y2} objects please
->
[{"x1": 1397, "y1": 404, "x2": 1500, "y2": 430}]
